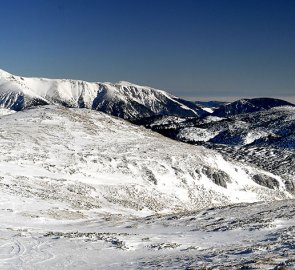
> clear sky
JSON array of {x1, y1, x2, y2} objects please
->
[{"x1": 0, "y1": 0, "x2": 295, "y2": 101}]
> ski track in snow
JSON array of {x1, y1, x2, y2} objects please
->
[{"x1": 1, "y1": 200, "x2": 295, "y2": 269}]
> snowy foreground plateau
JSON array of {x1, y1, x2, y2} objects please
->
[{"x1": 0, "y1": 106, "x2": 294, "y2": 269}]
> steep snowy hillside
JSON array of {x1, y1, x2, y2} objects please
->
[
  {"x1": 0, "y1": 69, "x2": 206, "y2": 120},
  {"x1": 212, "y1": 97, "x2": 294, "y2": 117},
  {"x1": 208, "y1": 144, "x2": 295, "y2": 189}
]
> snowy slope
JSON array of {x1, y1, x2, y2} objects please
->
[
  {"x1": 0, "y1": 106, "x2": 294, "y2": 269},
  {"x1": 0, "y1": 69, "x2": 206, "y2": 120},
  {"x1": 144, "y1": 106, "x2": 295, "y2": 149},
  {"x1": 0, "y1": 105, "x2": 292, "y2": 216},
  {"x1": 144, "y1": 106, "x2": 295, "y2": 186},
  {"x1": 1, "y1": 198, "x2": 295, "y2": 269}
]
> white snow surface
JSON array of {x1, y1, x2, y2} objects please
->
[
  {"x1": 0, "y1": 106, "x2": 294, "y2": 269},
  {"x1": 0, "y1": 69, "x2": 201, "y2": 118},
  {"x1": 244, "y1": 129, "x2": 271, "y2": 145},
  {"x1": 202, "y1": 107, "x2": 214, "y2": 113},
  {"x1": 0, "y1": 105, "x2": 291, "y2": 215},
  {"x1": 0, "y1": 108, "x2": 16, "y2": 116},
  {"x1": 178, "y1": 127, "x2": 220, "y2": 142}
]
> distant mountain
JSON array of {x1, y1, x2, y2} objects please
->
[
  {"x1": 195, "y1": 100, "x2": 228, "y2": 108},
  {"x1": 212, "y1": 97, "x2": 294, "y2": 117},
  {"x1": 0, "y1": 69, "x2": 207, "y2": 121}
]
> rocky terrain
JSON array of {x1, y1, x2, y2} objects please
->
[{"x1": 141, "y1": 105, "x2": 295, "y2": 189}]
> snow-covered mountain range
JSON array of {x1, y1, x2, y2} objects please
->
[
  {"x1": 1, "y1": 69, "x2": 293, "y2": 200},
  {"x1": 0, "y1": 69, "x2": 206, "y2": 120},
  {"x1": 0, "y1": 69, "x2": 295, "y2": 269}
]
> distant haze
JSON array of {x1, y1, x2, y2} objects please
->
[
  {"x1": 0, "y1": 0, "x2": 294, "y2": 102},
  {"x1": 184, "y1": 96, "x2": 295, "y2": 104}
]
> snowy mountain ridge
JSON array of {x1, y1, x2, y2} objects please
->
[
  {"x1": 0, "y1": 69, "x2": 206, "y2": 120},
  {"x1": 0, "y1": 70, "x2": 294, "y2": 268},
  {"x1": 212, "y1": 97, "x2": 294, "y2": 117}
]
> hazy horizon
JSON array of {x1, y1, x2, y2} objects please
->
[
  {"x1": 184, "y1": 95, "x2": 295, "y2": 104},
  {"x1": 1, "y1": 66, "x2": 294, "y2": 104}
]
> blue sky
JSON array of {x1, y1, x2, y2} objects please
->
[{"x1": 0, "y1": 0, "x2": 295, "y2": 101}]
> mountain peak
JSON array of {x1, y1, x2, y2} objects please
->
[{"x1": 0, "y1": 70, "x2": 207, "y2": 120}]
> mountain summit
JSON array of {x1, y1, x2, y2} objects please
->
[{"x1": 0, "y1": 69, "x2": 207, "y2": 120}]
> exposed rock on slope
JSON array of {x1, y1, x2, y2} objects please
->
[
  {"x1": 141, "y1": 106, "x2": 295, "y2": 187},
  {"x1": 0, "y1": 106, "x2": 292, "y2": 215},
  {"x1": 143, "y1": 106, "x2": 295, "y2": 151}
]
